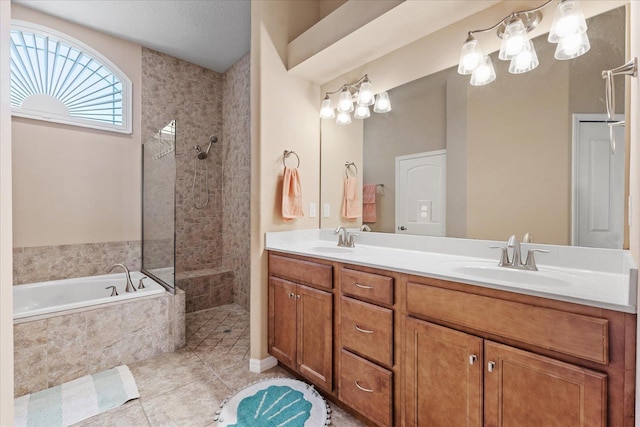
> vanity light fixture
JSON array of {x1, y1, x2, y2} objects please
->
[
  {"x1": 319, "y1": 75, "x2": 391, "y2": 125},
  {"x1": 458, "y1": 0, "x2": 589, "y2": 86}
]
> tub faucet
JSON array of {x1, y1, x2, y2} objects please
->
[{"x1": 107, "y1": 263, "x2": 136, "y2": 293}]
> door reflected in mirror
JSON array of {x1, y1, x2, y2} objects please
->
[{"x1": 320, "y1": 6, "x2": 626, "y2": 249}]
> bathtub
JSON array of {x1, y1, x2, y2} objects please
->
[{"x1": 13, "y1": 271, "x2": 166, "y2": 320}]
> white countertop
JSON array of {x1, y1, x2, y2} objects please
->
[{"x1": 265, "y1": 230, "x2": 638, "y2": 314}]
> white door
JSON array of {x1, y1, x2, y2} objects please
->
[
  {"x1": 395, "y1": 150, "x2": 446, "y2": 236},
  {"x1": 573, "y1": 114, "x2": 625, "y2": 249}
]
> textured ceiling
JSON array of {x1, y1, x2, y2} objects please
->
[{"x1": 12, "y1": 0, "x2": 251, "y2": 73}]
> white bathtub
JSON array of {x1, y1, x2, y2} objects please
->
[{"x1": 13, "y1": 271, "x2": 166, "y2": 320}]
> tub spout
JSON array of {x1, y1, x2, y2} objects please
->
[{"x1": 107, "y1": 263, "x2": 136, "y2": 293}]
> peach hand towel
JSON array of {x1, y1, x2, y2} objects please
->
[
  {"x1": 342, "y1": 176, "x2": 361, "y2": 219},
  {"x1": 282, "y1": 167, "x2": 304, "y2": 221},
  {"x1": 362, "y1": 184, "x2": 377, "y2": 223}
]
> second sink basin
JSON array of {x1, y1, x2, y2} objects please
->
[{"x1": 445, "y1": 262, "x2": 585, "y2": 289}]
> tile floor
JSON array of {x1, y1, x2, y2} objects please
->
[{"x1": 72, "y1": 304, "x2": 365, "y2": 426}]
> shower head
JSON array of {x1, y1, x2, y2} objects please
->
[{"x1": 195, "y1": 135, "x2": 218, "y2": 160}]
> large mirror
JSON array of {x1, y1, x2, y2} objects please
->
[{"x1": 320, "y1": 5, "x2": 627, "y2": 248}]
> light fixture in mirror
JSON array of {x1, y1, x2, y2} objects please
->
[
  {"x1": 320, "y1": 6, "x2": 626, "y2": 249},
  {"x1": 458, "y1": 0, "x2": 590, "y2": 85},
  {"x1": 319, "y1": 75, "x2": 391, "y2": 124}
]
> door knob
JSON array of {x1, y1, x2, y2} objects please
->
[{"x1": 399, "y1": 226, "x2": 407, "y2": 231}]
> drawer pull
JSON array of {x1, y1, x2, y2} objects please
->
[
  {"x1": 355, "y1": 324, "x2": 374, "y2": 334},
  {"x1": 354, "y1": 282, "x2": 374, "y2": 289},
  {"x1": 354, "y1": 380, "x2": 374, "y2": 393}
]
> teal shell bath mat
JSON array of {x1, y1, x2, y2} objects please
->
[{"x1": 214, "y1": 378, "x2": 331, "y2": 426}]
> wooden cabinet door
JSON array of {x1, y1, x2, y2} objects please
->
[
  {"x1": 405, "y1": 318, "x2": 483, "y2": 427},
  {"x1": 484, "y1": 341, "x2": 607, "y2": 427},
  {"x1": 268, "y1": 276, "x2": 297, "y2": 370},
  {"x1": 297, "y1": 284, "x2": 333, "y2": 392}
]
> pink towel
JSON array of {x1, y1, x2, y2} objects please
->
[
  {"x1": 362, "y1": 184, "x2": 377, "y2": 223},
  {"x1": 342, "y1": 176, "x2": 361, "y2": 219},
  {"x1": 282, "y1": 167, "x2": 304, "y2": 221}
]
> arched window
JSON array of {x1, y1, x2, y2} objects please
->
[{"x1": 10, "y1": 20, "x2": 132, "y2": 133}]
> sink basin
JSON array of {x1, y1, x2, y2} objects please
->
[
  {"x1": 445, "y1": 262, "x2": 584, "y2": 289},
  {"x1": 308, "y1": 245, "x2": 355, "y2": 254}
]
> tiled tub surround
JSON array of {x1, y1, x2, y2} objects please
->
[
  {"x1": 12, "y1": 240, "x2": 141, "y2": 285},
  {"x1": 13, "y1": 286, "x2": 185, "y2": 397},
  {"x1": 266, "y1": 229, "x2": 638, "y2": 313},
  {"x1": 176, "y1": 268, "x2": 234, "y2": 313}
]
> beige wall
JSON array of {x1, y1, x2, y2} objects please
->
[
  {"x1": 1, "y1": 1, "x2": 14, "y2": 422},
  {"x1": 250, "y1": 1, "x2": 322, "y2": 361},
  {"x1": 320, "y1": 118, "x2": 363, "y2": 230},
  {"x1": 11, "y1": 5, "x2": 142, "y2": 248}
]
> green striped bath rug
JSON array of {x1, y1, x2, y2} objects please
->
[
  {"x1": 214, "y1": 378, "x2": 331, "y2": 426},
  {"x1": 14, "y1": 365, "x2": 140, "y2": 427}
]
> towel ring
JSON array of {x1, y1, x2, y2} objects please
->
[
  {"x1": 283, "y1": 150, "x2": 300, "y2": 168},
  {"x1": 345, "y1": 161, "x2": 358, "y2": 177}
]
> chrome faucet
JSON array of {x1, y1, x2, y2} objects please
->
[
  {"x1": 334, "y1": 226, "x2": 355, "y2": 248},
  {"x1": 490, "y1": 234, "x2": 549, "y2": 271},
  {"x1": 107, "y1": 263, "x2": 136, "y2": 293}
]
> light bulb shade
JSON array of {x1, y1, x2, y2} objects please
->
[
  {"x1": 499, "y1": 19, "x2": 528, "y2": 60},
  {"x1": 337, "y1": 89, "x2": 354, "y2": 113},
  {"x1": 356, "y1": 81, "x2": 375, "y2": 106},
  {"x1": 373, "y1": 91, "x2": 391, "y2": 113},
  {"x1": 554, "y1": 31, "x2": 590, "y2": 60},
  {"x1": 336, "y1": 111, "x2": 352, "y2": 125},
  {"x1": 458, "y1": 37, "x2": 484, "y2": 75},
  {"x1": 319, "y1": 97, "x2": 335, "y2": 119},
  {"x1": 508, "y1": 40, "x2": 539, "y2": 74},
  {"x1": 470, "y1": 55, "x2": 496, "y2": 86},
  {"x1": 548, "y1": 0, "x2": 587, "y2": 43},
  {"x1": 354, "y1": 104, "x2": 370, "y2": 119}
]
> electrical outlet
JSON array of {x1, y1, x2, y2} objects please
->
[
  {"x1": 323, "y1": 203, "x2": 330, "y2": 218},
  {"x1": 309, "y1": 203, "x2": 317, "y2": 218}
]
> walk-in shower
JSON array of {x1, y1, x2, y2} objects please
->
[{"x1": 192, "y1": 135, "x2": 218, "y2": 209}]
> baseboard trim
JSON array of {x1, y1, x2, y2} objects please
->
[{"x1": 249, "y1": 356, "x2": 278, "y2": 373}]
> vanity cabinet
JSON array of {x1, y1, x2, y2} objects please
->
[
  {"x1": 405, "y1": 317, "x2": 607, "y2": 426},
  {"x1": 268, "y1": 254, "x2": 333, "y2": 392},
  {"x1": 267, "y1": 250, "x2": 635, "y2": 427}
]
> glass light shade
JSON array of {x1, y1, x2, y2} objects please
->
[
  {"x1": 373, "y1": 92, "x2": 391, "y2": 113},
  {"x1": 336, "y1": 111, "x2": 352, "y2": 125},
  {"x1": 337, "y1": 89, "x2": 354, "y2": 113},
  {"x1": 319, "y1": 97, "x2": 335, "y2": 119},
  {"x1": 508, "y1": 40, "x2": 539, "y2": 74},
  {"x1": 499, "y1": 20, "x2": 528, "y2": 60},
  {"x1": 470, "y1": 55, "x2": 496, "y2": 86},
  {"x1": 554, "y1": 31, "x2": 590, "y2": 60},
  {"x1": 548, "y1": 0, "x2": 587, "y2": 43},
  {"x1": 353, "y1": 104, "x2": 370, "y2": 119},
  {"x1": 356, "y1": 81, "x2": 375, "y2": 106},
  {"x1": 457, "y1": 37, "x2": 483, "y2": 75}
]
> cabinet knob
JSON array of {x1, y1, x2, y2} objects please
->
[
  {"x1": 354, "y1": 380, "x2": 374, "y2": 393},
  {"x1": 289, "y1": 292, "x2": 295, "y2": 299},
  {"x1": 488, "y1": 361, "x2": 496, "y2": 372},
  {"x1": 469, "y1": 354, "x2": 477, "y2": 365},
  {"x1": 296, "y1": 294, "x2": 300, "y2": 299}
]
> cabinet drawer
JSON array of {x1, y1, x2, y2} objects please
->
[
  {"x1": 340, "y1": 267, "x2": 393, "y2": 305},
  {"x1": 339, "y1": 349, "x2": 392, "y2": 427},
  {"x1": 340, "y1": 296, "x2": 393, "y2": 367},
  {"x1": 406, "y1": 282, "x2": 609, "y2": 364},
  {"x1": 269, "y1": 253, "x2": 333, "y2": 289}
]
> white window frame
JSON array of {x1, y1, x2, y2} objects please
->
[{"x1": 10, "y1": 20, "x2": 132, "y2": 134}]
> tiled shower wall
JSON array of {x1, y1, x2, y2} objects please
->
[
  {"x1": 222, "y1": 54, "x2": 251, "y2": 310},
  {"x1": 142, "y1": 47, "x2": 224, "y2": 274}
]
